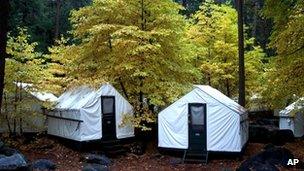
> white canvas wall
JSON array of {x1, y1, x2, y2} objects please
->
[
  {"x1": 294, "y1": 113, "x2": 304, "y2": 137},
  {"x1": 280, "y1": 113, "x2": 304, "y2": 138},
  {"x1": 158, "y1": 85, "x2": 248, "y2": 152},
  {"x1": 279, "y1": 118, "x2": 294, "y2": 134},
  {"x1": 279, "y1": 98, "x2": 304, "y2": 138},
  {"x1": 47, "y1": 83, "x2": 134, "y2": 141},
  {"x1": 47, "y1": 110, "x2": 83, "y2": 141}
]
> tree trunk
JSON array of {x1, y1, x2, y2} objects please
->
[
  {"x1": 13, "y1": 81, "x2": 18, "y2": 135},
  {"x1": 207, "y1": 73, "x2": 211, "y2": 86},
  {"x1": 54, "y1": 0, "x2": 61, "y2": 40},
  {"x1": 19, "y1": 118, "x2": 23, "y2": 135},
  {"x1": 138, "y1": 0, "x2": 146, "y2": 115},
  {"x1": 237, "y1": 0, "x2": 245, "y2": 106},
  {"x1": 5, "y1": 115, "x2": 12, "y2": 134},
  {"x1": 119, "y1": 78, "x2": 129, "y2": 100},
  {"x1": 19, "y1": 85, "x2": 22, "y2": 134},
  {"x1": 182, "y1": 0, "x2": 187, "y2": 7},
  {"x1": 13, "y1": 119, "x2": 16, "y2": 135},
  {"x1": 252, "y1": 0, "x2": 258, "y2": 40},
  {"x1": 139, "y1": 90, "x2": 144, "y2": 114},
  {"x1": 0, "y1": 0, "x2": 10, "y2": 114},
  {"x1": 4, "y1": 94, "x2": 12, "y2": 134},
  {"x1": 226, "y1": 78, "x2": 231, "y2": 97},
  {"x1": 147, "y1": 99, "x2": 155, "y2": 113}
]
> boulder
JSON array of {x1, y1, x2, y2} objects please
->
[
  {"x1": 0, "y1": 153, "x2": 28, "y2": 171},
  {"x1": 237, "y1": 157, "x2": 278, "y2": 171},
  {"x1": 249, "y1": 125, "x2": 293, "y2": 145},
  {"x1": 82, "y1": 163, "x2": 109, "y2": 171},
  {"x1": 82, "y1": 154, "x2": 111, "y2": 166},
  {"x1": 0, "y1": 141, "x2": 4, "y2": 150},
  {"x1": 30, "y1": 159, "x2": 56, "y2": 171},
  {"x1": 274, "y1": 130, "x2": 294, "y2": 145},
  {"x1": 249, "y1": 125, "x2": 271, "y2": 143},
  {"x1": 0, "y1": 147, "x2": 19, "y2": 156},
  {"x1": 262, "y1": 146, "x2": 293, "y2": 167},
  {"x1": 237, "y1": 145, "x2": 294, "y2": 171},
  {"x1": 169, "y1": 158, "x2": 182, "y2": 166}
]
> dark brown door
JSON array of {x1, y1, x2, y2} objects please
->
[
  {"x1": 188, "y1": 103, "x2": 207, "y2": 151},
  {"x1": 101, "y1": 96, "x2": 116, "y2": 140}
]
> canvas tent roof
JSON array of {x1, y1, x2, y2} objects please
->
[
  {"x1": 194, "y1": 85, "x2": 246, "y2": 114},
  {"x1": 16, "y1": 82, "x2": 58, "y2": 102},
  {"x1": 279, "y1": 97, "x2": 304, "y2": 117},
  {"x1": 56, "y1": 86, "x2": 97, "y2": 109}
]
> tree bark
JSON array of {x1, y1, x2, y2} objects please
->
[
  {"x1": 119, "y1": 78, "x2": 129, "y2": 100},
  {"x1": 252, "y1": 0, "x2": 258, "y2": 40},
  {"x1": 207, "y1": 73, "x2": 211, "y2": 86},
  {"x1": 4, "y1": 94, "x2": 12, "y2": 134},
  {"x1": 54, "y1": 0, "x2": 61, "y2": 40},
  {"x1": 13, "y1": 81, "x2": 18, "y2": 134},
  {"x1": 226, "y1": 78, "x2": 231, "y2": 97},
  {"x1": 237, "y1": 0, "x2": 245, "y2": 106},
  {"x1": 0, "y1": 0, "x2": 10, "y2": 115},
  {"x1": 19, "y1": 85, "x2": 22, "y2": 134},
  {"x1": 138, "y1": 0, "x2": 146, "y2": 115}
]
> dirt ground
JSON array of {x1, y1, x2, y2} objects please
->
[{"x1": 8, "y1": 136, "x2": 304, "y2": 171}]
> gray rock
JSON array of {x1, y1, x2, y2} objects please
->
[
  {"x1": 30, "y1": 159, "x2": 56, "y2": 171},
  {"x1": 83, "y1": 154, "x2": 111, "y2": 166},
  {"x1": 82, "y1": 163, "x2": 109, "y2": 171},
  {"x1": 0, "y1": 147, "x2": 19, "y2": 156},
  {"x1": 0, "y1": 141, "x2": 4, "y2": 150},
  {"x1": 169, "y1": 158, "x2": 182, "y2": 165},
  {"x1": 237, "y1": 145, "x2": 294, "y2": 171},
  {"x1": 0, "y1": 153, "x2": 28, "y2": 171}
]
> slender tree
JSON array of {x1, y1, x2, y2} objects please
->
[
  {"x1": 4, "y1": 28, "x2": 47, "y2": 134},
  {"x1": 54, "y1": 0, "x2": 61, "y2": 40},
  {"x1": 262, "y1": 0, "x2": 304, "y2": 108},
  {"x1": 187, "y1": 1, "x2": 265, "y2": 100},
  {"x1": 237, "y1": 0, "x2": 245, "y2": 106},
  {"x1": 0, "y1": 0, "x2": 10, "y2": 113}
]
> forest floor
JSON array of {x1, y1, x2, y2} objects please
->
[{"x1": 4, "y1": 135, "x2": 304, "y2": 171}]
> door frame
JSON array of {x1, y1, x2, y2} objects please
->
[
  {"x1": 188, "y1": 103, "x2": 207, "y2": 151},
  {"x1": 101, "y1": 96, "x2": 116, "y2": 140}
]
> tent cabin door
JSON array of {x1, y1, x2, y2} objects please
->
[
  {"x1": 188, "y1": 103, "x2": 207, "y2": 151},
  {"x1": 101, "y1": 96, "x2": 116, "y2": 140}
]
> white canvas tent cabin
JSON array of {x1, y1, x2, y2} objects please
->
[
  {"x1": 279, "y1": 98, "x2": 304, "y2": 138},
  {"x1": 0, "y1": 82, "x2": 58, "y2": 133},
  {"x1": 47, "y1": 83, "x2": 135, "y2": 142},
  {"x1": 158, "y1": 85, "x2": 248, "y2": 156}
]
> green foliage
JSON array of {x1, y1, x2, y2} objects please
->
[
  {"x1": 2, "y1": 28, "x2": 48, "y2": 134},
  {"x1": 120, "y1": 100, "x2": 156, "y2": 131},
  {"x1": 43, "y1": 37, "x2": 75, "y2": 94},
  {"x1": 262, "y1": 0, "x2": 304, "y2": 108},
  {"x1": 49, "y1": 0, "x2": 201, "y2": 129},
  {"x1": 175, "y1": 0, "x2": 203, "y2": 16},
  {"x1": 243, "y1": 0, "x2": 273, "y2": 54},
  {"x1": 187, "y1": 1, "x2": 266, "y2": 106},
  {"x1": 56, "y1": 0, "x2": 200, "y2": 105}
]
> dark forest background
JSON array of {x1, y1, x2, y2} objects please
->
[{"x1": 8, "y1": 0, "x2": 273, "y2": 56}]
